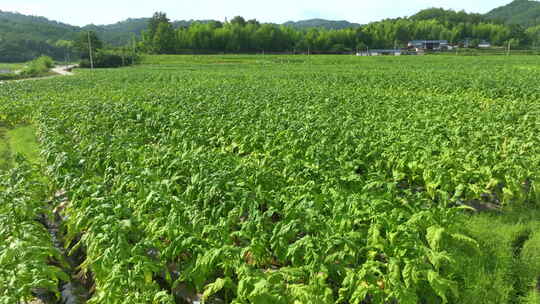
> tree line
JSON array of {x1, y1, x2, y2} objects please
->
[
  {"x1": 3, "y1": 7, "x2": 539, "y2": 63},
  {"x1": 140, "y1": 9, "x2": 539, "y2": 54}
]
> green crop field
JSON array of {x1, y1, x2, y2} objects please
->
[
  {"x1": 0, "y1": 62, "x2": 24, "y2": 71},
  {"x1": 1, "y1": 55, "x2": 540, "y2": 304}
]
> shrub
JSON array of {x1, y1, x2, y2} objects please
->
[
  {"x1": 20, "y1": 55, "x2": 54, "y2": 77},
  {"x1": 80, "y1": 50, "x2": 138, "y2": 68}
]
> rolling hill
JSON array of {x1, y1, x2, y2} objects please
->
[
  {"x1": 283, "y1": 19, "x2": 361, "y2": 29},
  {"x1": 0, "y1": 10, "x2": 79, "y2": 61},
  {"x1": 485, "y1": 0, "x2": 540, "y2": 26},
  {"x1": 82, "y1": 18, "x2": 149, "y2": 45},
  {"x1": 1, "y1": 1, "x2": 539, "y2": 62},
  {"x1": 0, "y1": 10, "x2": 365, "y2": 62},
  {"x1": 0, "y1": 10, "x2": 78, "y2": 41}
]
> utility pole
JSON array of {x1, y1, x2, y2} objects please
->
[
  {"x1": 534, "y1": 32, "x2": 540, "y2": 53},
  {"x1": 131, "y1": 36, "x2": 135, "y2": 65},
  {"x1": 131, "y1": 35, "x2": 137, "y2": 65},
  {"x1": 507, "y1": 40, "x2": 511, "y2": 56},
  {"x1": 87, "y1": 31, "x2": 94, "y2": 70}
]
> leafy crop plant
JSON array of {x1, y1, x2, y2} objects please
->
[{"x1": 1, "y1": 55, "x2": 539, "y2": 303}]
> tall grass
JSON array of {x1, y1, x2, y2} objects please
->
[
  {"x1": 0, "y1": 125, "x2": 40, "y2": 171},
  {"x1": 6, "y1": 126, "x2": 40, "y2": 164},
  {"x1": 0, "y1": 126, "x2": 10, "y2": 171},
  {"x1": 456, "y1": 209, "x2": 540, "y2": 303}
]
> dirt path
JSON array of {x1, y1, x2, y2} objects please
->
[
  {"x1": 52, "y1": 64, "x2": 77, "y2": 76},
  {"x1": 0, "y1": 65, "x2": 78, "y2": 84}
]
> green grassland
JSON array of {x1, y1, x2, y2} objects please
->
[
  {"x1": 461, "y1": 209, "x2": 540, "y2": 303},
  {"x1": 0, "y1": 125, "x2": 40, "y2": 170},
  {"x1": 0, "y1": 62, "x2": 23, "y2": 81},
  {"x1": 1, "y1": 55, "x2": 540, "y2": 304},
  {"x1": 0, "y1": 56, "x2": 55, "y2": 81},
  {"x1": 0, "y1": 62, "x2": 24, "y2": 71},
  {"x1": 6, "y1": 126, "x2": 40, "y2": 162}
]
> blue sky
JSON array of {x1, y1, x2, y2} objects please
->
[{"x1": 1, "y1": 0, "x2": 512, "y2": 26}]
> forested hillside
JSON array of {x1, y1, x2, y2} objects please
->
[
  {"x1": 82, "y1": 18, "x2": 149, "y2": 46},
  {"x1": 140, "y1": 10, "x2": 536, "y2": 54},
  {"x1": 0, "y1": 10, "x2": 77, "y2": 40},
  {"x1": 2, "y1": 1, "x2": 540, "y2": 62},
  {"x1": 0, "y1": 11, "x2": 215, "y2": 61},
  {"x1": 486, "y1": 0, "x2": 540, "y2": 27},
  {"x1": 283, "y1": 19, "x2": 361, "y2": 29},
  {"x1": 0, "y1": 10, "x2": 78, "y2": 61}
]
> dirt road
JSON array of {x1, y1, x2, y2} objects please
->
[
  {"x1": 52, "y1": 65, "x2": 77, "y2": 76},
  {"x1": 0, "y1": 65, "x2": 78, "y2": 84}
]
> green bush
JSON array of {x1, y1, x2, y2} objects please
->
[
  {"x1": 20, "y1": 55, "x2": 54, "y2": 77},
  {"x1": 80, "y1": 50, "x2": 138, "y2": 68}
]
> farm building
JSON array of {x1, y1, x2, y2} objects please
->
[
  {"x1": 408, "y1": 40, "x2": 449, "y2": 51},
  {"x1": 356, "y1": 49, "x2": 402, "y2": 56},
  {"x1": 478, "y1": 41, "x2": 492, "y2": 48}
]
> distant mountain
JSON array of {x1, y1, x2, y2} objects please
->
[
  {"x1": 173, "y1": 20, "x2": 221, "y2": 28},
  {"x1": 2, "y1": 1, "x2": 539, "y2": 62},
  {"x1": 0, "y1": 10, "x2": 80, "y2": 61},
  {"x1": 0, "y1": 10, "x2": 363, "y2": 55},
  {"x1": 283, "y1": 19, "x2": 361, "y2": 30},
  {"x1": 411, "y1": 8, "x2": 488, "y2": 24},
  {"x1": 0, "y1": 10, "x2": 78, "y2": 41},
  {"x1": 82, "y1": 18, "x2": 221, "y2": 45},
  {"x1": 0, "y1": 10, "x2": 221, "y2": 52},
  {"x1": 100, "y1": 18, "x2": 357, "y2": 33},
  {"x1": 485, "y1": 0, "x2": 540, "y2": 27},
  {"x1": 82, "y1": 18, "x2": 149, "y2": 45}
]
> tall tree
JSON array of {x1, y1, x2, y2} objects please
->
[
  {"x1": 55, "y1": 40, "x2": 75, "y2": 63},
  {"x1": 230, "y1": 16, "x2": 247, "y2": 27},
  {"x1": 526, "y1": 25, "x2": 540, "y2": 47},
  {"x1": 153, "y1": 22, "x2": 176, "y2": 54},
  {"x1": 148, "y1": 12, "x2": 170, "y2": 40},
  {"x1": 75, "y1": 31, "x2": 102, "y2": 59}
]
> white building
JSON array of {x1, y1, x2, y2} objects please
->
[
  {"x1": 478, "y1": 41, "x2": 492, "y2": 48},
  {"x1": 408, "y1": 40, "x2": 449, "y2": 51},
  {"x1": 356, "y1": 49, "x2": 402, "y2": 56}
]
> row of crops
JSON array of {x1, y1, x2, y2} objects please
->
[
  {"x1": 0, "y1": 159, "x2": 68, "y2": 303},
  {"x1": 1, "y1": 55, "x2": 540, "y2": 303}
]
